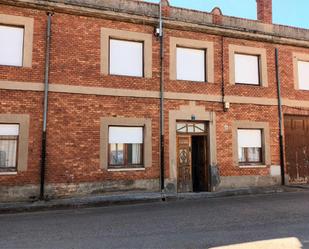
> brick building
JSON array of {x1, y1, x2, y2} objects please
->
[{"x1": 0, "y1": 0, "x2": 309, "y2": 202}]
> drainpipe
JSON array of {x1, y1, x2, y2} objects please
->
[
  {"x1": 275, "y1": 48, "x2": 285, "y2": 185},
  {"x1": 158, "y1": 1, "x2": 165, "y2": 196},
  {"x1": 221, "y1": 36, "x2": 227, "y2": 112},
  {"x1": 40, "y1": 12, "x2": 53, "y2": 200}
]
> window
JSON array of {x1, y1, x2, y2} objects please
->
[
  {"x1": 297, "y1": 60, "x2": 309, "y2": 90},
  {"x1": 109, "y1": 39, "x2": 143, "y2": 77},
  {"x1": 0, "y1": 25, "x2": 24, "y2": 67},
  {"x1": 0, "y1": 124, "x2": 19, "y2": 172},
  {"x1": 234, "y1": 54, "x2": 260, "y2": 85},
  {"x1": 0, "y1": 14, "x2": 34, "y2": 68},
  {"x1": 237, "y1": 129, "x2": 262, "y2": 165},
  {"x1": 229, "y1": 45, "x2": 268, "y2": 87},
  {"x1": 176, "y1": 47, "x2": 206, "y2": 82},
  {"x1": 176, "y1": 122, "x2": 206, "y2": 133},
  {"x1": 101, "y1": 28, "x2": 152, "y2": 78},
  {"x1": 108, "y1": 126, "x2": 143, "y2": 168},
  {"x1": 170, "y1": 37, "x2": 214, "y2": 83}
]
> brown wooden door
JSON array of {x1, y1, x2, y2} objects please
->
[
  {"x1": 284, "y1": 116, "x2": 309, "y2": 184},
  {"x1": 177, "y1": 135, "x2": 192, "y2": 192}
]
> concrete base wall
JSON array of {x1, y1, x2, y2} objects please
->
[
  {"x1": 0, "y1": 179, "x2": 160, "y2": 203},
  {"x1": 216, "y1": 175, "x2": 281, "y2": 191}
]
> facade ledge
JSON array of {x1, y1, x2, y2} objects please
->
[{"x1": 107, "y1": 168, "x2": 146, "y2": 172}]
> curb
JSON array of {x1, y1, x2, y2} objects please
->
[{"x1": 0, "y1": 185, "x2": 306, "y2": 214}]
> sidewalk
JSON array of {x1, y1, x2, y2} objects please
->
[{"x1": 0, "y1": 185, "x2": 307, "y2": 214}]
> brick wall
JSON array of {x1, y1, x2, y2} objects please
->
[{"x1": 0, "y1": 1, "x2": 308, "y2": 201}]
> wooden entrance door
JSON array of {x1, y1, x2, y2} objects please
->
[
  {"x1": 177, "y1": 135, "x2": 192, "y2": 192},
  {"x1": 284, "y1": 116, "x2": 309, "y2": 184}
]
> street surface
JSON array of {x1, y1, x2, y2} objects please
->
[{"x1": 0, "y1": 191, "x2": 309, "y2": 249}]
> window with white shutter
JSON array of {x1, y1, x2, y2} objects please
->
[
  {"x1": 0, "y1": 124, "x2": 19, "y2": 171},
  {"x1": 297, "y1": 60, "x2": 309, "y2": 90},
  {"x1": 108, "y1": 126, "x2": 143, "y2": 168},
  {"x1": 176, "y1": 47, "x2": 206, "y2": 82},
  {"x1": 237, "y1": 129, "x2": 262, "y2": 164},
  {"x1": 109, "y1": 39, "x2": 143, "y2": 77},
  {"x1": 0, "y1": 25, "x2": 24, "y2": 67},
  {"x1": 235, "y1": 54, "x2": 260, "y2": 85}
]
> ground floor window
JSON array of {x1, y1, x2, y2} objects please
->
[
  {"x1": 0, "y1": 124, "x2": 19, "y2": 172},
  {"x1": 108, "y1": 126, "x2": 143, "y2": 168},
  {"x1": 237, "y1": 129, "x2": 263, "y2": 165}
]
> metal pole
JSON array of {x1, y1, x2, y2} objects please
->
[
  {"x1": 40, "y1": 12, "x2": 52, "y2": 200},
  {"x1": 159, "y1": 1, "x2": 165, "y2": 194},
  {"x1": 275, "y1": 48, "x2": 285, "y2": 186}
]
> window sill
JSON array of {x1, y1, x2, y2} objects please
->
[
  {"x1": 0, "y1": 171, "x2": 17, "y2": 175},
  {"x1": 175, "y1": 78, "x2": 207, "y2": 83},
  {"x1": 238, "y1": 165, "x2": 267, "y2": 169},
  {"x1": 107, "y1": 167, "x2": 145, "y2": 172},
  {"x1": 108, "y1": 73, "x2": 144, "y2": 79},
  {"x1": 235, "y1": 82, "x2": 262, "y2": 86}
]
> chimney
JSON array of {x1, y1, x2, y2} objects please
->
[
  {"x1": 256, "y1": 0, "x2": 272, "y2": 24},
  {"x1": 160, "y1": 0, "x2": 170, "y2": 17}
]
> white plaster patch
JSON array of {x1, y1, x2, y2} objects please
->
[{"x1": 270, "y1": 165, "x2": 281, "y2": 176}]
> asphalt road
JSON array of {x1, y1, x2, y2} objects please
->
[{"x1": 1, "y1": 191, "x2": 309, "y2": 249}]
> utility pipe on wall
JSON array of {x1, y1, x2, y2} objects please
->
[
  {"x1": 159, "y1": 1, "x2": 165, "y2": 195},
  {"x1": 275, "y1": 48, "x2": 285, "y2": 186},
  {"x1": 40, "y1": 12, "x2": 53, "y2": 200}
]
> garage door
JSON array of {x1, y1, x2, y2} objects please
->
[{"x1": 284, "y1": 115, "x2": 309, "y2": 184}]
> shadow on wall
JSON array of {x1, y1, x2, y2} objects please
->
[{"x1": 209, "y1": 237, "x2": 303, "y2": 249}]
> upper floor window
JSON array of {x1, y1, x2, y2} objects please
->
[
  {"x1": 237, "y1": 129, "x2": 262, "y2": 165},
  {"x1": 235, "y1": 53, "x2": 260, "y2": 85},
  {"x1": 108, "y1": 126, "x2": 143, "y2": 168},
  {"x1": 0, "y1": 25, "x2": 24, "y2": 67},
  {"x1": 0, "y1": 124, "x2": 19, "y2": 172},
  {"x1": 297, "y1": 60, "x2": 309, "y2": 90},
  {"x1": 169, "y1": 37, "x2": 214, "y2": 83},
  {"x1": 0, "y1": 14, "x2": 34, "y2": 68},
  {"x1": 101, "y1": 28, "x2": 152, "y2": 78},
  {"x1": 229, "y1": 45, "x2": 268, "y2": 87},
  {"x1": 176, "y1": 47, "x2": 206, "y2": 82},
  {"x1": 109, "y1": 39, "x2": 143, "y2": 77}
]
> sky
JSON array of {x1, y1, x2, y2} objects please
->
[{"x1": 144, "y1": 0, "x2": 309, "y2": 29}]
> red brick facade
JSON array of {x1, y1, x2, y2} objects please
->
[{"x1": 0, "y1": 0, "x2": 308, "y2": 201}]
